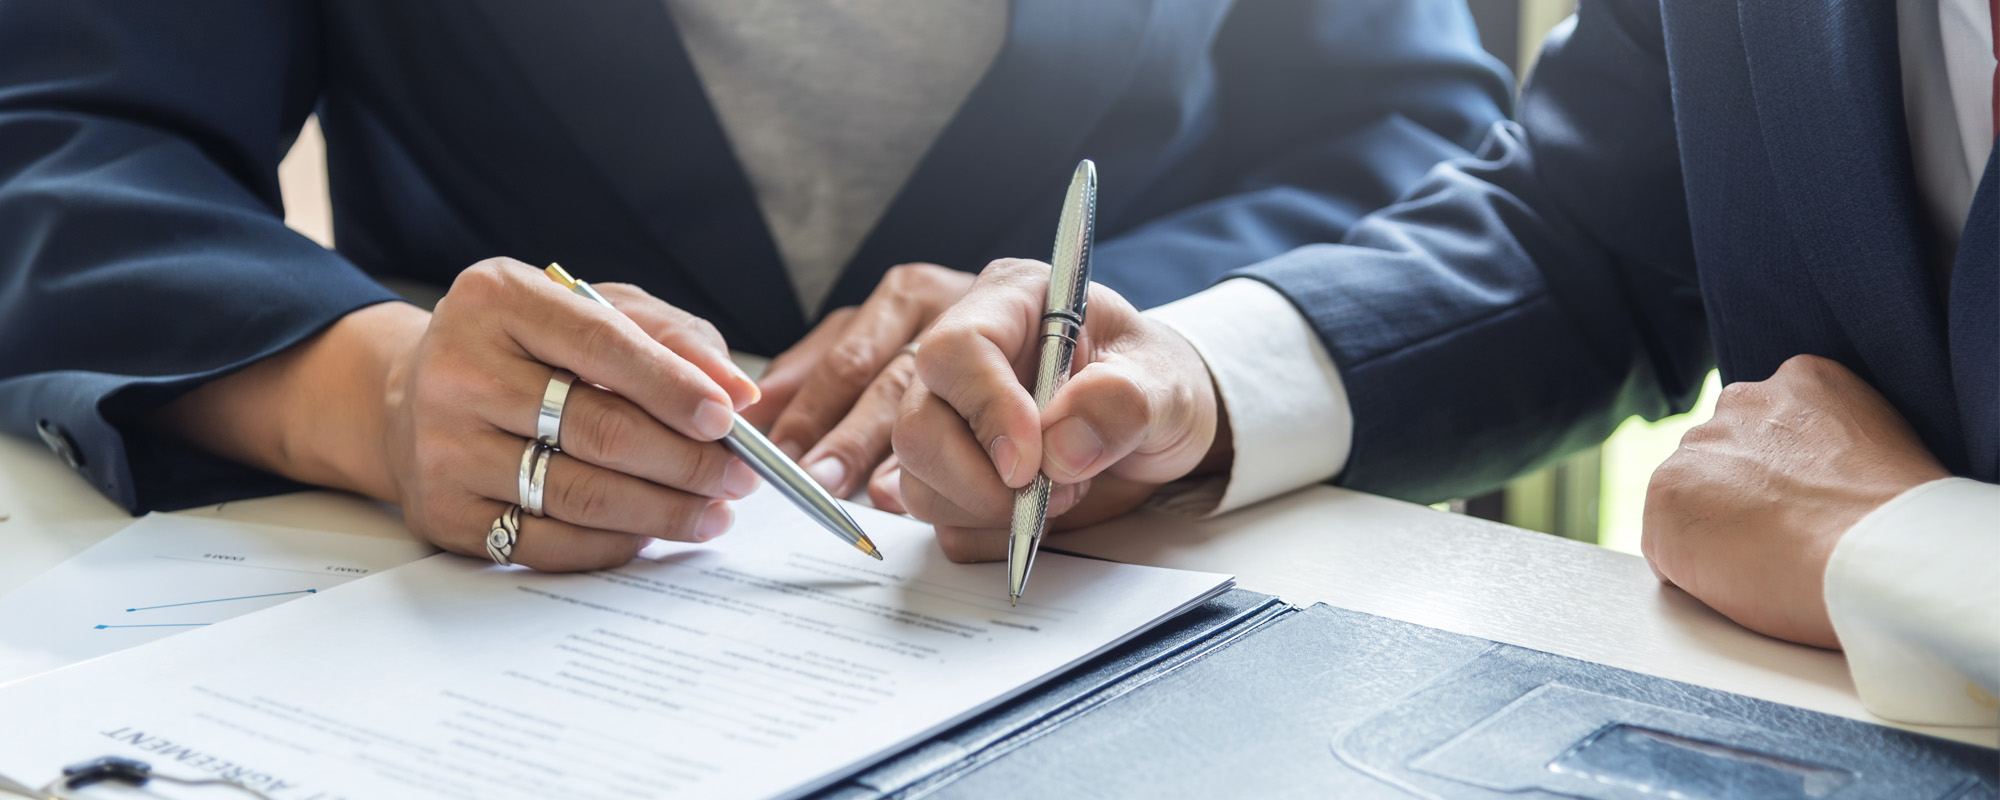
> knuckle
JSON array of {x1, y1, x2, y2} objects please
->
[
  {"x1": 1716, "y1": 379, "x2": 1762, "y2": 406},
  {"x1": 1645, "y1": 457, "x2": 1693, "y2": 506},
  {"x1": 1093, "y1": 368, "x2": 1151, "y2": 418},
  {"x1": 454, "y1": 259, "x2": 517, "y2": 298},
  {"x1": 576, "y1": 400, "x2": 634, "y2": 463},
  {"x1": 575, "y1": 314, "x2": 633, "y2": 372},
  {"x1": 409, "y1": 431, "x2": 460, "y2": 484},
  {"x1": 889, "y1": 415, "x2": 924, "y2": 465},
  {"x1": 416, "y1": 495, "x2": 483, "y2": 553},
  {"x1": 822, "y1": 306, "x2": 858, "y2": 329},
  {"x1": 823, "y1": 340, "x2": 880, "y2": 388},
  {"x1": 981, "y1": 258, "x2": 1038, "y2": 280},
  {"x1": 593, "y1": 282, "x2": 642, "y2": 302},
  {"x1": 900, "y1": 479, "x2": 944, "y2": 522},
  {"x1": 653, "y1": 497, "x2": 710, "y2": 541},
  {"x1": 865, "y1": 365, "x2": 914, "y2": 406},
  {"x1": 934, "y1": 528, "x2": 978, "y2": 563},
  {"x1": 684, "y1": 315, "x2": 724, "y2": 349},
  {"x1": 682, "y1": 442, "x2": 734, "y2": 493},
  {"x1": 922, "y1": 321, "x2": 978, "y2": 360},
  {"x1": 557, "y1": 467, "x2": 616, "y2": 525},
  {"x1": 1780, "y1": 353, "x2": 1829, "y2": 373}
]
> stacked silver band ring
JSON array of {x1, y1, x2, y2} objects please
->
[
  {"x1": 538, "y1": 369, "x2": 577, "y2": 448},
  {"x1": 486, "y1": 504, "x2": 522, "y2": 566},
  {"x1": 519, "y1": 439, "x2": 553, "y2": 517}
]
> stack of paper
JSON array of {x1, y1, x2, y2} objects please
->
[{"x1": 0, "y1": 486, "x2": 1231, "y2": 799}]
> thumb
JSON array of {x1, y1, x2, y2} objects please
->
[{"x1": 1037, "y1": 357, "x2": 1210, "y2": 486}]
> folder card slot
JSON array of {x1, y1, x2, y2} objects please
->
[
  {"x1": 1331, "y1": 644, "x2": 1995, "y2": 800},
  {"x1": 1547, "y1": 723, "x2": 1851, "y2": 799},
  {"x1": 1407, "y1": 685, "x2": 1865, "y2": 799}
]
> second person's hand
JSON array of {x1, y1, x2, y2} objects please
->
[
  {"x1": 744, "y1": 262, "x2": 974, "y2": 498},
  {"x1": 892, "y1": 259, "x2": 1229, "y2": 561}
]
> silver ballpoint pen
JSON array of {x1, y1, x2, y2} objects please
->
[
  {"x1": 1009, "y1": 160, "x2": 1097, "y2": 605},
  {"x1": 542, "y1": 263, "x2": 882, "y2": 560}
]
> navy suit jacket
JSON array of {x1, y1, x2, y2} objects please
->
[
  {"x1": 1237, "y1": 0, "x2": 1998, "y2": 502},
  {"x1": 0, "y1": 1, "x2": 1508, "y2": 512}
]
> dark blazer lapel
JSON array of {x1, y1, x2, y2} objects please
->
[
  {"x1": 1949, "y1": 140, "x2": 1997, "y2": 480},
  {"x1": 824, "y1": 0, "x2": 1157, "y2": 315},
  {"x1": 1736, "y1": 0, "x2": 1964, "y2": 466},
  {"x1": 471, "y1": 0, "x2": 804, "y2": 353}
]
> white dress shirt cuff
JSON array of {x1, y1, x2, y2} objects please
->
[
  {"x1": 1825, "y1": 477, "x2": 2000, "y2": 726},
  {"x1": 1141, "y1": 279, "x2": 1353, "y2": 517}
]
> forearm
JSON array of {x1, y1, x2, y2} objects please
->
[{"x1": 148, "y1": 302, "x2": 426, "y2": 504}]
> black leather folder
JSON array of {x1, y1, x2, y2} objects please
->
[{"x1": 808, "y1": 589, "x2": 1999, "y2": 799}]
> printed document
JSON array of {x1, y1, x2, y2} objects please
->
[
  {"x1": 0, "y1": 514, "x2": 433, "y2": 684},
  {"x1": 0, "y1": 485, "x2": 1231, "y2": 799}
]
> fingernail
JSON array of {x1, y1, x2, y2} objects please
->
[
  {"x1": 806, "y1": 456, "x2": 848, "y2": 495},
  {"x1": 1045, "y1": 417, "x2": 1103, "y2": 478},
  {"x1": 988, "y1": 436, "x2": 1020, "y2": 485},
  {"x1": 694, "y1": 400, "x2": 734, "y2": 440},
  {"x1": 732, "y1": 368, "x2": 761, "y2": 408},
  {"x1": 722, "y1": 459, "x2": 761, "y2": 499},
  {"x1": 1050, "y1": 480, "x2": 1087, "y2": 514},
  {"x1": 775, "y1": 439, "x2": 805, "y2": 460},
  {"x1": 695, "y1": 501, "x2": 733, "y2": 541}
]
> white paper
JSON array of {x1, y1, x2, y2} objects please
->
[
  {"x1": 0, "y1": 514, "x2": 434, "y2": 684},
  {"x1": 0, "y1": 486, "x2": 1230, "y2": 800}
]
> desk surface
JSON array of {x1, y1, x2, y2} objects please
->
[{"x1": 0, "y1": 433, "x2": 1990, "y2": 751}]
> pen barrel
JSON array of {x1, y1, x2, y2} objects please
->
[
  {"x1": 1028, "y1": 321, "x2": 1079, "y2": 410},
  {"x1": 1009, "y1": 325, "x2": 1076, "y2": 581},
  {"x1": 721, "y1": 417, "x2": 865, "y2": 547}
]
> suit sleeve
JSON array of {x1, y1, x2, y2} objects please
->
[
  {"x1": 1229, "y1": 0, "x2": 1713, "y2": 503},
  {"x1": 1091, "y1": 0, "x2": 1514, "y2": 309},
  {"x1": 0, "y1": 2, "x2": 401, "y2": 513}
]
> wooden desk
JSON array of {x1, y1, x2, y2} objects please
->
[{"x1": 0, "y1": 432, "x2": 1991, "y2": 752}]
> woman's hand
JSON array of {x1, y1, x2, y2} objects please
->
[
  {"x1": 743, "y1": 262, "x2": 974, "y2": 499},
  {"x1": 155, "y1": 258, "x2": 763, "y2": 571}
]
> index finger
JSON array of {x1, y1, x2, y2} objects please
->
[
  {"x1": 456, "y1": 261, "x2": 736, "y2": 442},
  {"x1": 769, "y1": 297, "x2": 924, "y2": 458},
  {"x1": 913, "y1": 259, "x2": 1051, "y2": 488},
  {"x1": 595, "y1": 282, "x2": 760, "y2": 411}
]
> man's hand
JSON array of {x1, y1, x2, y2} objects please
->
[
  {"x1": 743, "y1": 263, "x2": 974, "y2": 498},
  {"x1": 893, "y1": 259, "x2": 1226, "y2": 561},
  {"x1": 1643, "y1": 354, "x2": 1950, "y2": 649}
]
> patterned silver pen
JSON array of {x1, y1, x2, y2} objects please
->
[{"x1": 1009, "y1": 160, "x2": 1097, "y2": 605}]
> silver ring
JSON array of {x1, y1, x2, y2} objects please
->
[
  {"x1": 538, "y1": 369, "x2": 578, "y2": 448},
  {"x1": 519, "y1": 440, "x2": 553, "y2": 517},
  {"x1": 897, "y1": 341, "x2": 921, "y2": 360},
  {"x1": 486, "y1": 504, "x2": 522, "y2": 566}
]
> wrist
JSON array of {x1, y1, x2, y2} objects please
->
[
  {"x1": 1192, "y1": 367, "x2": 1233, "y2": 477},
  {"x1": 151, "y1": 301, "x2": 426, "y2": 503},
  {"x1": 289, "y1": 302, "x2": 429, "y2": 502}
]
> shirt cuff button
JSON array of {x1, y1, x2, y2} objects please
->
[{"x1": 35, "y1": 419, "x2": 83, "y2": 470}]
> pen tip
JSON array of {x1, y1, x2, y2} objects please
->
[
  {"x1": 856, "y1": 537, "x2": 882, "y2": 560},
  {"x1": 1009, "y1": 594, "x2": 1019, "y2": 607}
]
